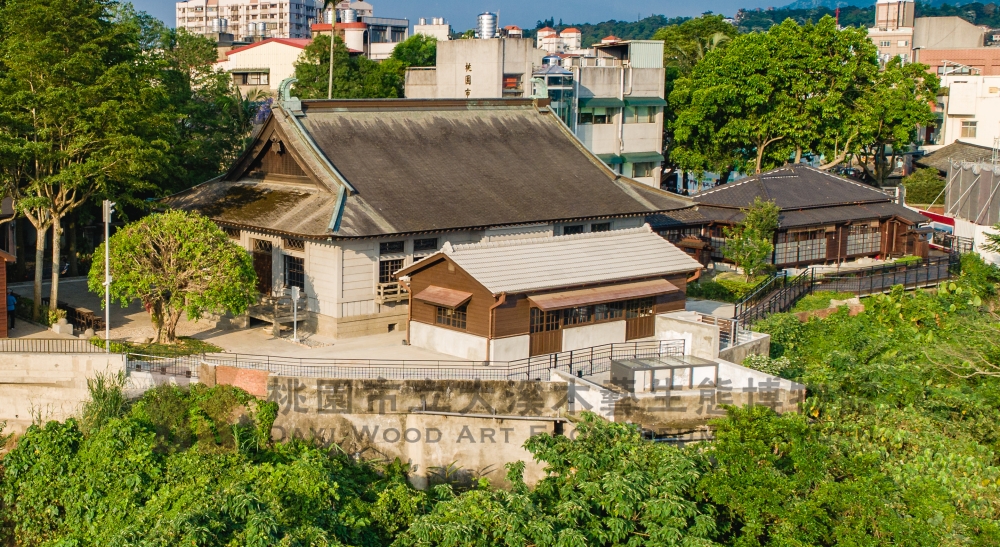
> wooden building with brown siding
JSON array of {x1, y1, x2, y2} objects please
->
[
  {"x1": 651, "y1": 165, "x2": 932, "y2": 268},
  {"x1": 397, "y1": 225, "x2": 702, "y2": 361}
]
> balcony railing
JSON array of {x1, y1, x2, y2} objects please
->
[{"x1": 376, "y1": 282, "x2": 408, "y2": 304}]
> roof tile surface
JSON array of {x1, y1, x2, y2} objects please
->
[{"x1": 418, "y1": 226, "x2": 701, "y2": 294}]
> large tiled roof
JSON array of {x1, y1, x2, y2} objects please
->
[
  {"x1": 293, "y1": 100, "x2": 691, "y2": 237},
  {"x1": 916, "y1": 141, "x2": 995, "y2": 173},
  {"x1": 406, "y1": 225, "x2": 701, "y2": 294},
  {"x1": 693, "y1": 165, "x2": 892, "y2": 210},
  {"x1": 166, "y1": 180, "x2": 338, "y2": 237},
  {"x1": 691, "y1": 201, "x2": 929, "y2": 228},
  {"x1": 673, "y1": 164, "x2": 929, "y2": 228},
  {"x1": 168, "y1": 99, "x2": 695, "y2": 239}
]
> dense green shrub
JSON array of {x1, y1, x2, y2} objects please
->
[
  {"x1": 790, "y1": 290, "x2": 856, "y2": 312},
  {"x1": 894, "y1": 254, "x2": 923, "y2": 266},
  {"x1": 6, "y1": 254, "x2": 1000, "y2": 546},
  {"x1": 688, "y1": 274, "x2": 769, "y2": 303},
  {"x1": 901, "y1": 167, "x2": 945, "y2": 205}
]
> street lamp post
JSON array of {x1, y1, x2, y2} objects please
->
[{"x1": 102, "y1": 200, "x2": 115, "y2": 352}]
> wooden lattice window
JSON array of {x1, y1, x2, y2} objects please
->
[
  {"x1": 253, "y1": 239, "x2": 273, "y2": 253},
  {"x1": 282, "y1": 237, "x2": 305, "y2": 252}
]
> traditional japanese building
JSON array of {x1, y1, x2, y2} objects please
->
[
  {"x1": 397, "y1": 225, "x2": 701, "y2": 360},
  {"x1": 651, "y1": 165, "x2": 931, "y2": 267},
  {"x1": 167, "y1": 93, "x2": 694, "y2": 339}
]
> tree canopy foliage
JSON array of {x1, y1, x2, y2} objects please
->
[
  {"x1": 723, "y1": 197, "x2": 780, "y2": 281},
  {"x1": 8, "y1": 255, "x2": 1000, "y2": 545},
  {"x1": 528, "y1": 14, "x2": 690, "y2": 47},
  {"x1": 87, "y1": 210, "x2": 257, "y2": 344},
  {"x1": 0, "y1": 0, "x2": 255, "y2": 321},
  {"x1": 669, "y1": 16, "x2": 937, "y2": 177},
  {"x1": 902, "y1": 167, "x2": 946, "y2": 206},
  {"x1": 293, "y1": 34, "x2": 439, "y2": 100}
]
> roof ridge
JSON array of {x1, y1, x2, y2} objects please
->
[
  {"x1": 448, "y1": 225, "x2": 653, "y2": 254},
  {"x1": 804, "y1": 165, "x2": 890, "y2": 198}
]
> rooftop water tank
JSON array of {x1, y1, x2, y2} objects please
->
[
  {"x1": 477, "y1": 12, "x2": 497, "y2": 39},
  {"x1": 418, "y1": 17, "x2": 427, "y2": 25},
  {"x1": 432, "y1": 17, "x2": 445, "y2": 25},
  {"x1": 342, "y1": 8, "x2": 357, "y2": 23}
]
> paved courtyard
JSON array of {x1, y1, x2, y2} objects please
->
[
  {"x1": 7, "y1": 277, "x2": 465, "y2": 361},
  {"x1": 9, "y1": 278, "x2": 737, "y2": 361}
]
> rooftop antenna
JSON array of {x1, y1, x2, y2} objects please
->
[{"x1": 835, "y1": 7, "x2": 840, "y2": 26}]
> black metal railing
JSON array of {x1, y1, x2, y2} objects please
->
[
  {"x1": 734, "y1": 253, "x2": 960, "y2": 326},
  {"x1": 732, "y1": 273, "x2": 786, "y2": 321},
  {"x1": 122, "y1": 340, "x2": 688, "y2": 382},
  {"x1": 0, "y1": 338, "x2": 106, "y2": 353},
  {"x1": 737, "y1": 268, "x2": 814, "y2": 326},
  {"x1": 815, "y1": 254, "x2": 956, "y2": 297}
]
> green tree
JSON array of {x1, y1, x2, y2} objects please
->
[
  {"x1": 0, "y1": 0, "x2": 176, "y2": 320},
  {"x1": 396, "y1": 413, "x2": 717, "y2": 546},
  {"x1": 154, "y1": 26, "x2": 257, "y2": 194},
  {"x1": 293, "y1": 34, "x2": 403, "y2": 99},
  {"x1": 87, "y1": 210, "x2": 257, "y2": 344},
  {"x1": 671, "y1": 30, "x2": 794, "y2": 175},
  {"x1": 654, "y1": 14, "x2": 736, "y2": 75},
  {"x1": 670, "y1": 16, "x2": 931, "y2": 179},
  {"x1": 654, "y1": 15, "x2": 738, "y2": 184},
  {"x1": 854, "y1": 58, "x2": 939, "y2": 186},
  {"x1": 901, "y1": 167, "x2": 946, "y2": 206},
  {"x1": 723, "y1": 197, "x2": 780, "y2": 281},
  {"x1": 390, "y1": 34, "x2": 437, "y2": 68}
]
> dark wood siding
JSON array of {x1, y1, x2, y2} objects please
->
[
  {"x1": 654, "y1": 274, "x2": 689, "y2": 314},
  {"x1": 249, "y1": 140, "x2": 307, "y2": 178},
  {"x1": 494, "y1": 294, "x2": 530, "y2": 338},
  {"x1": 408, "y1": 257, "x2": 493, "y2": 337}
]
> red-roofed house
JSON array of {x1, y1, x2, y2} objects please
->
[
  {"x1": 537, "y1": 27, "x2": 585, "y2": 54},
  {"x1": 216, "y1": 38, "x2": 312, "y2": 94},
  {"x1": 601, "y1": 35, "x2": 621, "y2": 44},
  {"x1": 502, "y1": 25, "x2": 523, "y2": 38}
]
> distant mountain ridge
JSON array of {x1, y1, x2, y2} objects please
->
[{"x1": 781, "y1": 0, "x2": 982, "y2": 9}]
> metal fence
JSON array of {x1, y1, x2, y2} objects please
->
[
  {"x1": 123, "y1": 340, "x2": 688, "y2": 382},
  {"x1": 0, "y1": 338, "x2": 106, "y2": 353},
  {"x1": 815, "y1": 255, "x2": 955, "y2": 297},
  {"x1": 734, "y1": 253, "x2": 960, "y2": 326},
  {"x1": 736, "y1": 269, "x2": 813, "y2": 327}
]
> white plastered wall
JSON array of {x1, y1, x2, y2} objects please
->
[{"x1": 410, "y1": 321, "x2": 488, "y2": 361}]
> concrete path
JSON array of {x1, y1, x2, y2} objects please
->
[
  {"x1": 8, "y1": 277, "x2": 461, "y2": 362},
  {"x1": 685, "y1": 299, "x2": 735, "y2": 318}
]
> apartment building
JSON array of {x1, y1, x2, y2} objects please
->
[
  {"x1": 176, "y1": 0, "x2": 322, "y2": 41},
  {"x1": 405, "y1": 37, "x2": 667, "y2": 188},
  {"x1": 930, "y1": 74, "x2": 1000, "y2": 149},
  {"x1": 310, "y1": 0, "x2": 410, "y2": 60}
]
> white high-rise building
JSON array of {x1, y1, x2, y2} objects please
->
[{"x1": 176, "y1": 0, "x2": 323, "y2": 41}]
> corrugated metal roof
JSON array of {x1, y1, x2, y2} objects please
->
[{"x1": 428, "y1": 225, "x2": 701, "y2": 294}]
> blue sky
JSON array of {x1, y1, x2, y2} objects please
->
[{"x1": 136, "y1": 0, "x2": 775, "y2": 30}]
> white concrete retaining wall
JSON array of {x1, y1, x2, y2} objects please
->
[
  {"x1": 562, "y1": 320, "x2": 626, "y2": 351},
  {"x1": 410, "y1": 321, "x2": 488, "y2": 361},
  {"x1": 0, "y1": 353, "x2": 125, "y2": 436},
  {"x1": 489, "y1": 335, "x2": 530, "y2": 361},
  {"x1": 655, "y1": 312, "x2": 720, "y2": 359}
]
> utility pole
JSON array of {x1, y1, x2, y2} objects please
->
[
  {"x1": 102, "y1": 200, "x2": 115, "y2": 352},
  {"x1": 291, "y1": 285, "x2": 300, "y2": 343}
]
